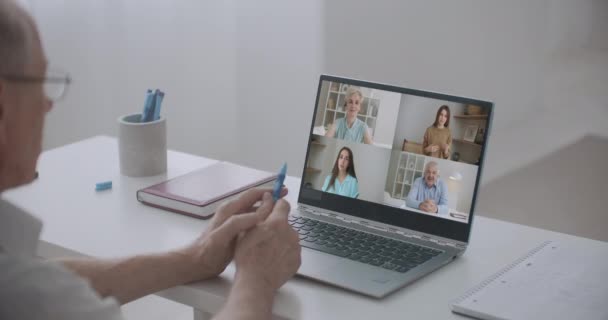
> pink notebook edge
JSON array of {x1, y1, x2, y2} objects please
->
[
  {"x1": 136, "y1": 199, "x2": 214, "y2": 220},
  {"x1": 137, "y1": 163, "x2": 278, "y2": 206}
]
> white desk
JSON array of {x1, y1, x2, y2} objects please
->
[{"x1": 3, "y1": 136, "x2": 607, "y2": 319}]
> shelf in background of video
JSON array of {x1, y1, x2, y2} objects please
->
[
  {"x1": 453, "y1": 115, "x2": 488, "y2": 120},
  {"x1": 311, "y1": 141, "x2": 326, "y2": 147},
  {"x1": 305, "y1": 167, "x2": 322, "y2": 174},
  {"x1": 453, "y1": 139, "x2": 482, "y2": 148}
]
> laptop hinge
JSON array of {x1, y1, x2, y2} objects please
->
[
  {"x1": 300, "y1": 205, "x2": 346, "y2": 222},
  {"x1": 388, "y1": 228, "x2": 463, "y2": 249},
  {"x1": 298, "y1": 204, "x2": 466, "y2": 250}
]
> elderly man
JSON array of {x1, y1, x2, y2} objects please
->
[
  {"x1": 0, "y1": 1, "x2": 300, "y2": 319},
  {"x1": 402, "y1": 161, "x2": 449, "y2": 216}
]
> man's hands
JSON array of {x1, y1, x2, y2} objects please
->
[
  {"x1": 179, "y1": 188, "x2": 288, "y2": 282},
  {"x1": 233, "y1": 196, "x2": 301, "y2": 294},
  {"x1": 58, "y1": 187, "x2": 299, "y2": 307},
  {"x1": 419, "y1": 199, "x2": 438, "y2": 214},
  {"x1": 212, "y1": 194, "x2": 301, "y2": 320}
]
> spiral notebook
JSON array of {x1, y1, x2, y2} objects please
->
[{"x1": 451, "y1": 240, "x2": 608, "y2": 320}]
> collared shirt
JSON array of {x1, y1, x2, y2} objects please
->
[
  {"x1": 403, "y1": 177, "x2": 449, "y2": 216},
  {"x1": 322, "y1": 174, "x2": 359, "y2": 198},
  {"x1": 333, "y1": 117, "x2": 369, "y2": 143},
  {"x1": 0, "y1": 199, "x2": 124, "y2": 320}
]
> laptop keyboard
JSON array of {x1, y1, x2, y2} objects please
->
[{"x1": 288, "y1": 216, "x2": 442, "y2": 273}]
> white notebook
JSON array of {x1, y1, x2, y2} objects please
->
[{"x1": 451, "y1": 241, "x2": 608, "y2": 320}]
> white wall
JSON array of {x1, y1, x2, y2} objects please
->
[
  {"x1": 589, "y1": 0, "x2": 608, "y2": 50},
  {"x1": 543, "y1": 0, "x2": 596, "y2": 52},
  {"x1": 371, "y1": 89, "x2": 401, "y2": 147},
  {"x1": 30, "y1": 0, "x2": 239, "y2": 162},
  {"x1": 27, "y1": 0, "x2": 323, "y2": 177},
  {"x1": 234, "y1": 0, "x2": 323, "y2": 176},
  {"x1": 26, "y1": 0, "x2": 607, "y2": 188},
  {"x1": 323, "y1": 0, "x2": 608, "y2": 184}
]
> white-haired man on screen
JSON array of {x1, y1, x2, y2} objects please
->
[
  {"x1": 402, "y1": 161, "x2": 449, "y2": 216},
  {"x1": 0, "y1": 1, "x2": 300, "y2": 319}
]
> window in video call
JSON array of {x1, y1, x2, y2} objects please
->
[{"x1": 303, "y1": 81, "x2": 489, "y2": 224}]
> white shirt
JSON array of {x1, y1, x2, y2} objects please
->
[{"x1": 0, "y1": 199, "x2": 124, "y2": 320}]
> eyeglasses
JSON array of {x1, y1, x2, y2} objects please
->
[{"x1": 1, "y1": 69, "x2": 72, "y2": 102}]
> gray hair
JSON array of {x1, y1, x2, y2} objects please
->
[
  {"x1": 0, "y1": 0, "x2": 31, "y2": 75},
  {"x1": 424, "y1": 161, "x2": 439, "y2": 172},
  {"x1": 345, "y1": 86, "x2": 363, "y2": 101}
]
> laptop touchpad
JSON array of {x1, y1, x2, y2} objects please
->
[
  {"x1": 298, "y1": 248, "x2": 342, "y2": 275},
  {"x1": 298, "y1": 248, "x2": 396, "y2": 285}
]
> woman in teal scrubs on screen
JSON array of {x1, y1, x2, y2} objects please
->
[
  {"x1": 325, "y1": 86, "x2": 373, "y2": 144},
  {"x1": 322, "y1": 147, "x2": 359, "y2": 198}
]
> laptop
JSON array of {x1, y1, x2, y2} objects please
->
[{"x1": 290, "y1": 75, "x2": 493, "y2": 298}]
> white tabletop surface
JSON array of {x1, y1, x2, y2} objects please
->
[{"x1": 3, "y1": 135, "x2": 606, "y2": 319}]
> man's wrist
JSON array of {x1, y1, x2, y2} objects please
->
[
  {"x1": 170, "y1": 247, "x2": 212, "y2": 283},
  {"x1": 234, "y1": 270, "x2": 276, "y2": 298},
  {"x1": 217, "y1": 270, "x2": 276, "y2": 319}
]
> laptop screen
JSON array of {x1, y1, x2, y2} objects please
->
[{"x1": 299, "y1": 76, "x2": 493, "y2": 242}]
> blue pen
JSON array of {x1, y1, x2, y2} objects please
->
[
  {"x1": 140, "y1": 89, "x2": 154, "y2": 122},
  {"x1": 153, "y1": 90, "x2": 165, "y2": 120},
  {"x1": 272, "y1": 163, "x2": 287, "y2": 201},
  {"x1": 145, "y1": 90, "x2": 157, "y2": 122},
  {"x1": 145, "y1": 91, "x2": 158, "y2": 122}
]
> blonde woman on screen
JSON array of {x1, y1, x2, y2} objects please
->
[{"x1": 325, "y1": 86, "x2": 373, "y2": 144}]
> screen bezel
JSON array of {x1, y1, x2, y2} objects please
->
[{"x1": 297, "y1": 74, "x2": 494, "y2": 243}]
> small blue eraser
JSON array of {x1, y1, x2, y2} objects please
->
[
  {"x1": 95, "y1": 181, "x2": 112, "y2": 191},
  {"x1": 272, "y1": 163, "x2": 287, "y2": 201}
]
